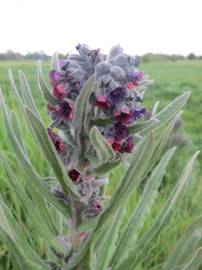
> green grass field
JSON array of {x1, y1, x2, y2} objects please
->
[{"x1": 0, "y1": 59, "x2": 202, "y2": 269}]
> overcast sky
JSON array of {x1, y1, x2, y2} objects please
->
[{"x1": 0, "y1": 0, "x2": 202, "y2": 55}]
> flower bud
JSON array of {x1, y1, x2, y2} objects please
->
[
  {"x1": 108, "y1": 45, "x2": 123, "y2": 59},
  {"x1": 76, "y1": 44, "x2": 91, "y2": 57}
]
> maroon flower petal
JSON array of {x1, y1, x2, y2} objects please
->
[
  {"x1": 108, "y1": 138, "x2": 122, "y2": 151},
  {"x1": 68, "y1": 169, "x2": 81, "y2": 183},
  {"x1": 114, "y1": 107, "x2": 131, "y2": 123},
  {"x1": 47, "y1": 128, "x2": 65, "y2": 154},
  {"x1": 95, "y1": 95, "x2": 110, "y2": 109},
  {"x1": 52, "y1": 84, "x2": 66, "y2": 99},
  {"x1": 47, "y1": 102, "x2": 55, "y2": 112},
  {"x1": 120, "y1": 136, "x2": 134, "y2": 153}
]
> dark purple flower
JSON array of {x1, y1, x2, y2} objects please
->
[
  {"x1": 113, "y1": 122, "x2": 129, "y2": 141},
  {"x1": 120, "y1": 136, "x2": 134, "y2": 153},
  {"x1": 108, "y1": 87, "x2": 126, "y2": 105},
  {"x1": 133, "y1": 106, "x2": 146, "y2": 120},
  {"x1": 135, "y1": 96, "x2": 143, "y2": 102},
  {"x1": 68, "y1": 169, "x2": 81, "y2": 183},
  {"x1": 56, "y1": 101, "x2": 74, "y2": 121}
]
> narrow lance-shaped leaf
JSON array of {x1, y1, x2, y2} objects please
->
[
  {"x1": 156, "y1": 91, "x2": 190, "y2": 123},
  {"x1": 90, "y1": 126, "x2": 116, "y2": 162},
  {"x1": 0, "y1": 229, "x2": 45, "y2": 270},
  {"x1": 0, "y1": 90, "x2": 70, "y2": 217},
  {"x1": 91, "y1": 209, "x2": 124, "y2": 270},
  {"x1": 8, "y1": 69, "x2": 42, "y2": 146},
  {"x1": 128, "y1": 118, "x2": 159, "y2": 134},
  {"x1": 8, "y1": 69, "x2": 26, "y2": 116},
  {"x1": 129, "y1": 92, "x2": 190, "y2": 137},
  {"x1": 19, "y1": 70, "x2": 40, "y2": 118},
  {"x1": 111, "y1": 147, "x2": 176, "y2": 268},
  {"x1": 0, "y1": 154, "x2": 67, "y2": 254},
  {"x1": 177, "y1": 248, "x2": 202, "y2": 270},
  {"x1": 115, "y1": 151, "x2": 200, "y2": 270},
  {"x1": 25, "y1": 107, "x2": 80, "y2": 199},
  {"x1": 37, "y1": 61, "x2": 59, "y2": 105},
  {"x1": 95, "y1": 132, "x2": 155, "y2": 231},
  {"x1": 151, "y1": 100, "x2": 160, "y2": 117},
  {"x1": 72, "y1": 74, "x2": 95, "y2": 130},
  {"x1": 0, "y1": 200, "x2": 48, "y2": 269},
  {"x1": 91, "y1": 159, "x2": 121, "y2": 176},
  {"x1": 141, "y1": 112, "x2": 181, "y2": 182},
  {"x1": 51, "y1": 52, "x2": 60, "y2": 71},
  {"x1": 10, "y1": 112, "x2": 25, "y2": 152},
  {"x1": 163, "y1": 215, "x2": 202, "y2": 270},
  {"x1": 4, "y1": 111, "x2": 67, "y2": 231}
]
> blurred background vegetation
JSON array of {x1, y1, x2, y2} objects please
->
[{"x1": 0, "y1": 57, "x2": 201, "y2": 269}]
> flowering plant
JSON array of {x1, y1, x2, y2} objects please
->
[{"x1": 0, "y1": 44, "x2": 200, "y2": 270}]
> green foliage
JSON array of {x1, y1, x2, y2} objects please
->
[
  {"x1": 0, "y1": 59, "x2": 201, "y2": 270},
  {"x1": 90, "y1": 126, "x2": 116, "y2": 163}
]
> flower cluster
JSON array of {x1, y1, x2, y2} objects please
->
[
  {"x1": 47, "y1": 44, "x2": 150, "y2": 219},
  {"x1": 48, "y1": 44, "x2": 149, "y2": 153}
]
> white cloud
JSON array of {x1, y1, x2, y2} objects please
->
[{"x1": 0, "y1": 0, "x2": 202, "y2": 55}]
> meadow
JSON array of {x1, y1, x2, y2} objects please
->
[{"x1": 0, "y1": 59, "x2": 202, "y2": 269}]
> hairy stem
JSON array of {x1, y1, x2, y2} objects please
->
[{"x1": 69, "y1": 202, "x2": 81, "y2": 251}]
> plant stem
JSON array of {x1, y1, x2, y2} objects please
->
[{"x1": 69, "y1": 202, "x2": 81, "y2": 251}]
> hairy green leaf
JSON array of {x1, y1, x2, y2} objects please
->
[
  {"x1": 163, "y1": 216, "x2": 202, "y2": 270},
  {"x1": 91, "y1": 159, "x2": 121, "y2": 176},
  {"x1": 95, "y1": 132, "x2": 155, "y2": 232},
  {"x1": 0, "y1": 200, "x2": 48, "y2": 269},
  {"x1": 90, "y1": 126, "x2": 116, "y2": 162},
  {"x1": 37, "y1": 61, "x2": 58, "y2": 105},
  {"x1": 0, "y1": 229, "x2": 45, "y2": 270},
  {"x1": 136, "y1": 92, "x2": 190, "y2": 137},
  {"x1": 116, "y1": 151, "x2": 199, "y2": 270},
  {"x1": 91, "y1": 209, "x2": 124, "y2": 270},
  {"x1": 72, "y1": 75, "x2": 95, "y2": 130},
  {"x1": 156, "y1": 91, "x2": 190, "y2": 123},
  {"x1": 0, "y1": 154, "x2": 66, "y2": 254},
  {"x1": 51, "y1": 52, "x2": 60, "y2": 71},
  {"x1": 25, "y1": 107, "x2": 80, "y2": 199},
  {"x1": 10, "y1": 112, "x2": 25, "y2": 152},
  {"x1": 19, "y1": 70, "x2": 40, "y2": 117},
  {"x1": 128, "y1": 118, "x2": 159, "y2": 134},
  {"x1": 176, "y1": 248, "x2": 202, "y2": 270},
  {"x1": 0, "y1": 91, "x2": 70, "y2": 217},
  {"x1": 111, "y1": 147, "x2": 176, "y2": 268}
]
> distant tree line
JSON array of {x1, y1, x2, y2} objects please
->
[
  {"x1": 0, "y1": 50, "x2": 201, "y2": 62},
  {"x1": 141, "y1": 52, "x2": 202, "y2": 62},
  {"x1": 0, "y1": 50, "x2": 68, "y2": 60}
]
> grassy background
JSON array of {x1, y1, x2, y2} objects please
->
[{"x1": 0, "y1": 59, "x2": 202, "y2": 269}]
